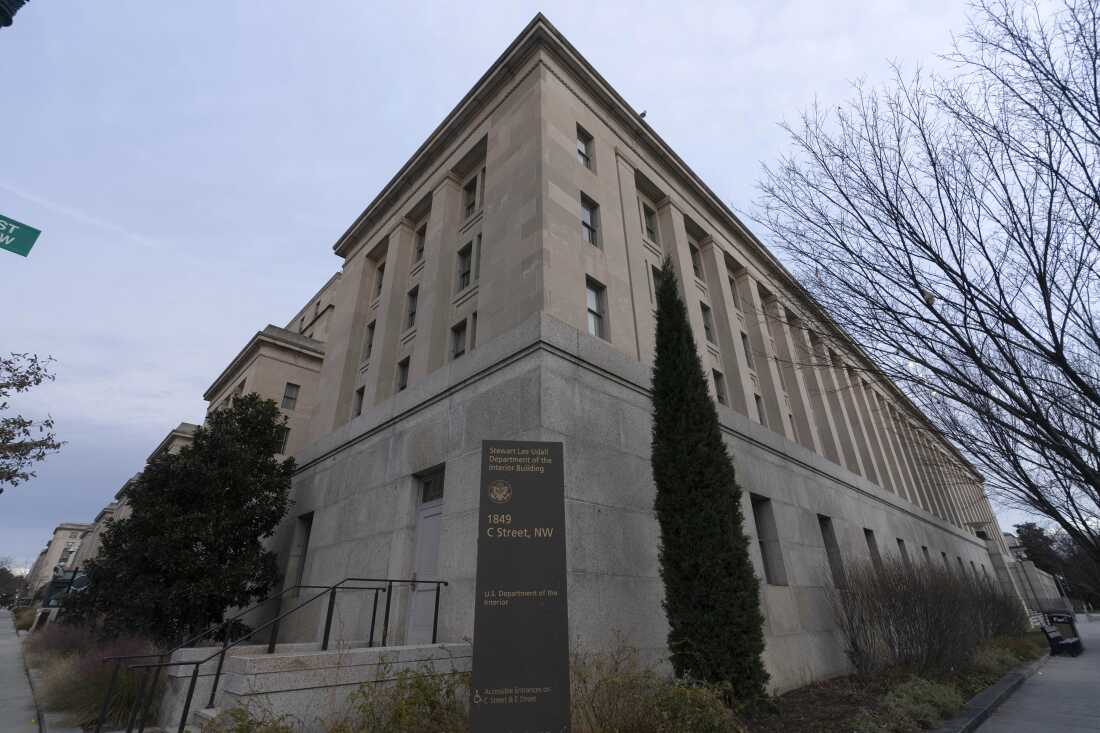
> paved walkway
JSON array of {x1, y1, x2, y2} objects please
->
[
  {"x1": 979, "y1": 614, "x2": 1100, "y2": 732},
  {"x1": 0, "y1": 609, "x2": 40, "y2": 733}
]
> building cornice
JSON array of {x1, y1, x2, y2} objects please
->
[{"x1": 203, "y1": 325, "x2": 325, "y2": 402}]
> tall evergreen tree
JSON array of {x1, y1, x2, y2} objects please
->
[
  {"x1": 650, "y1": 257, "x2": 768, "y2": 703},
  {"x1": 67, "y1": 394, "x2": 294, "y2": 644}
]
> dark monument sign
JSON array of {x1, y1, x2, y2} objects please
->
[{"x1": 471, "y1": 440, "x2": 570, "y2": 732}]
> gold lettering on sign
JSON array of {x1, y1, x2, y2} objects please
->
[{"x1": 486, "y1": 446, "x2": 554, "y2": 474}]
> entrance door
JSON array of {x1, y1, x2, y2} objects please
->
[{"x1": 406, "y1": 470, "x2": 444, "y2": 644}]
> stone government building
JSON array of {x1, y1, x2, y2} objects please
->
[{"x1": 61, "y1": 15, "x2": 1047, "y2": 698}]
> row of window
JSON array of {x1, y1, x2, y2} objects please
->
[{"x1": 751, "y1": 495, "x2": 989, "y2": 588}]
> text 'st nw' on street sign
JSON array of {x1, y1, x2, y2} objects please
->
[
  {"x1": 0, "y1": 214, "x2": 41, "y2": 257},
  {"x1": 471, "y1": 440, "x2": 570, "y2": 732}
]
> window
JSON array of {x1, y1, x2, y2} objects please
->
[
  {"x1": 970, "y1": 560, "x2": 979, "y2": 578},
  {"x1": 728, "y1": 275, "x2": 742, "y2": 310},
  {"x1": 470, "y1": 311, "x2": 478, "y2": 352},
  {"x1": 474, "y1": 234, "x2": 482, "y2": 282},
  {"x1": 457, "y1": 243, "x2": 473, "y2": 290},
  {"x1": 276, "y1": 426, "x2": 290, "y2": 454},
  {"x1": 957, "y1": 556, "x2": 966, "y2": 576},
  {"x1": 463, "y1": 176, "x2": 478, "y2": 218},
  {"x1": 375, "y1": 262, "x2": 386, "y2": 298},
  {"x1": 281, "y1": 382, "x2": 300, "y2": 410},
  {"x1": 751, "y1": 494, "x2": 788, "y2": 585},
  {"x1": 754, "y1": 394, "x2": 768, "y2": 427},
  {"x1": 314, "y1": 300, "x2": 321, "y2": 316},
  {"x1": 921, "y1": 545, "x2": 930, "y2": 564},
  {"x1": 689, "y1": 241, "x2": 704, "y2": 279},
  {"x1": 942, "y1": 551, "x2": 950, "y2": 570},
  {"x1": 452, "y1": 320, "x2": 467, "y2": 360},
  {"x1": 405, "y1": 286, "x2": 419, "y2": 329},
  {"x1": 363, "y1": 321, "x2": 376, "y2": 361},
  {"x1": 701, "y1": 304, "x2": 716, "y2": 343},
  {"x1": 775, "y1": 357, "x2": 788, "y2": 392},
  {"x1": 234, "y1": 379, "x2": 246, "y2": 397},
  {"x1": 818, "y1": 514, "x2": 847, "y2": 588},
  {"x1": 586, "y1": 278, "x2": 607, "y2": 340},
  {"x1": 353, "y1": 387, "x2": 365, "y2": 417},
  {"x1": 897, "y1": 538, "x2": 912, "y2": 567},
  {"x1": 712, "y1": 370, "x2": 728, "y2": 406},
  {"x1": 396, "y1": 358, "x2": 410, "y2": 392},
  {"x1": 419, "y1": 468, "x2": 445, "y2": 503},
  {"x1": 576, "y1": 124, "x2": 593, "y2": 168},
  {"x1": 641, "y1": 202, "x2": 659, "y2": 242},
  {"x1": 741, "y1": 333, "x2": 755, "y2": 369},
  {"x1": 581, "y1": 194, "x2": 600, "y2": 246},
  {"x1": 414, "y1": 222, "x2": 427, "y2": 262},
  {"x1": 864, "y1": 528, "x2": 883, "y2": 571},
  {"x1": 650, "y1": 264, "x2": 661, "y2": 303}
]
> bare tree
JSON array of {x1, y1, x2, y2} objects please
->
[
  {"x1": 757, "y1": 1, "x2": 1100, "y2": 565},
  {"x1": 0, "y1": 353, "x2": 62, "y2": 493}
]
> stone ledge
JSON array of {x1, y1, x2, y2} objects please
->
[{"x1": 932, "y1": 655, "x2": 1049, "y2": 733}]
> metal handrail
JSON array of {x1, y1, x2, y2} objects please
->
[{"x1": 98, "y1": 576, "x2": 447, "y2": 733}]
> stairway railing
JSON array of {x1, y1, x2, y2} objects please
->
[{"x1": 96, "y1": 576, "x2": 448, "y2": 733}]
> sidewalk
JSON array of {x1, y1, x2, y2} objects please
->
[
  {"x1": 979, "y1": 614, "x2": 1100, "y2": 732},
  {"x1": 0, "y1": 608, "x2": 41, "y2": 733}
]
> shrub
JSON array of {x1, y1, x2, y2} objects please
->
[
  {"x1": 829, "y1": 558, "x2": 1027, "y2": 676},
  {"x1": 23, "y1": 620, "x2": 96, "y2": 660},
  {"x1": 881, "y1": 678, "x2": 963, "y2": 730},
  {"x1": 201, "y1": 707, "x2": 297, "y2": 733},
  {"x1": 13, "y1": 606, "x2": 36, "y2": 631},
  {"x1": 987, "y1": 633, "x2": 1047, "y2": 662},
  {"x1": 338, "y1": 664, "x2": 469, "y2": 733}
]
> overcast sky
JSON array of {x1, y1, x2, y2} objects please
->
[{"x1": 0, "y1": 1, "x2": 1047, "y2": 571}]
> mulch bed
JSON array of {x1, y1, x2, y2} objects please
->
[{"x1": 745, "y1": 673, "x2": 899, "y2": 733}]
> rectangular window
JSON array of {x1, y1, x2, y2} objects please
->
[
  {"x1": 474, "y1": 234, "x2": 482, "y2": 282},
  {"x1": 419, "y1": 468, "x2": 445, "y2": 503},
  {"x1": 463, "y1": 176, "x2": 478, "y2": 218},
  {"x1": 729, "y1": 275, "x2": 742, "y2": 310},
  {"x1": 641, "y1": 202, "x2": 659, "y2": 242},
  {"x1": 970, "y1": 560, "x2": 979, "y2": 578},
  {"x1": 396, "y1": 357, "x2": 410, "y2": 392},
  {"x1": 921, "y1": 545, "x2": 930, "y2": 564},
  {"x1": 363, "y1": 321, "x2": 376, "y2": 361},
  {"x1": 457, "y1": 243, "x2": 473, "y2": 290},
  {"x1": 957, "y1": 556, "x2": 966, "y2": 576},
  {"x1": 650, "y1": 264, "x2": 661, "y2": 303},
  {"x1": 375, "y1": 262, "x2": 385, "y2": 298},
  {"x1": 452, "y1": 320, "x2": 467, "y2": 360},
  {"x1": 353, "y1": 386, "x2": 364, "y2": 417},
  {"x1": 405, "y1": 286, "x2": 419, "y2": 329},
  {"x1": 581, "y1": 194, "x2": 600, "y2": 246},
  {"x1": 586, "y1": 278, "x2": 607, "y2": 340},
  {"x1": 576, "y1": 124, "x2": 593, "y2": 169},
  {"x1": 701, "y1": 304, "x2": 716, "y2": 343},
  {"x1": 751, "y1": 494, "x2": 788, "y2": 585},
  {"x1": 712, "y1": 369, "x2": 728, "y2": 406},
  {"x1": 741, "y1": 332, "x2": 755, "y2": 369},
  {"x1": 470, "y1": 311, "x2": 478, "y2": 352},
  {"x1": 281, "y1": 382, "x2": 300, "y2": 410},
  {"x1": 689, "y1": 241, "x2": 704, "y2": 279},
  {"x1": 897, "y1": 538, "x2": 912, "y2": 567},
  {"x1": 414, "y1": 222, "x2": 427, "y2": 262},
  {"x1": 942, "y1": 551, "x2": 950, "y2": 571},
  {"x1": 864, "y1": 528, "x2": 883, "y2": 571},
  {"x1": 818, "y1": 514, "x2": 847, "y2": 588},
  {"x1": 276, "y1": 426, "x2": 290, "y2": 454},
  {"x1": 754, "y1": 394, "x2": 768, "y2": 427}
]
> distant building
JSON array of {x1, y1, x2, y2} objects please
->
[
  {"x1": 71, "y1": 503, "x2": 117, "y2": 568},
  {"x1": 25, "y1": 522, "x2": 93, "y2": 592}
]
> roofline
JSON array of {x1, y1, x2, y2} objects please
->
[
  {"x1": 327, "y1": 13, "x2": 981, "y2": 478},
  {"x1": 147, "y1": 422, "x2": 199, "y2": 462},
  {"x1": 203, "y1": 326, "x2": 325, "y2": 401}
]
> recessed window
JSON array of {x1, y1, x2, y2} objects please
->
[
  {"x1": 353, "y1": 387, "x2": 365, "y2": 417},
  {"x1": 689, "y1": 241, "x2": 704, "y2": 279},
  {"x1": 474, "y1": 234, "x2": 482, "y2": 282},
  {"x1": 921, "y1": 545, "x2": 930, "y2": 564},
  {"x1": 281, "y1": 382, "x2": 300, "y2": 410},
  {"x1": 865, "y1": 528, "x2": 883, "y2": 571},
  {"x1": 470, "y1": 311, "x2": 478, "y2": 352},
  {"x1": 641, "y1": 201, "x2": 659, "y2": 242},
  {"x1": 576, "y1": 124, "x2": 593, "y2": 169},
  {"x1": 754, "y1": 394, "x2": 768, "y2": 427},
  {"x1": 463, "y1": 176, "x2": 478, "y2": 218},
  {"x1": 405, "y1": 286, "x2": 419, "y2": 330},
  {"x1": 728, "y1": 275, "x2": 742, "y2": 310},
  {"x1": 741, "y1": 332, "x2": 755, "y2": 369},
  {"x1": 818, "y1": 514, "x2": 847, "y2": 588},
  {"x1": 374, "y1": 262, "x2": 386, "y2": 298},
  {"x1": 457, "y1": 243, "x2": 473, "y2": 291},
  {"x1": 701, "y1": 304, "x2": 716, "y2": 343},
  {"x1": 897, "y1": 538, "x2": 912, "y2": 567},
  {"x1": 452, "y1": 320, "x2": 467, "y2": 360},
  {"x1": 363, "y1": 321, "x2": 376, "y2": 361},
  {"x1": 751, "y1": 494, "x2": 788, "y2": 586},
  {"x1": 942, "y1": 551, "x2": 950, "y2": 570},
  {"x1": 276, "y1": 426, "x2": 290, "y2": 454},
  {"x1": 775, "y1": 357, "x2": 788, "y2": 392},
  {"x1": 712, "y1": 369, "x2": 728, "y2": 406},
  {"x1": 396, "y1": 357, "x2": 410, "y2": 392},
  {"x1": 419, "y1": 468, "x2": 445, "y2": 503},
  {"x1": 586, "y1": 278, "x2": 607, "y2": 340},
  {"x1": 581, "y1": 194, "x2": 600, "y2": 246},
  {"x1": 414, "y1": 222, "x2": 427, "y2": 263},
  {"x1": 650, "y1": 264, "x2": 661, "y2": 303},
  {"x1": 957, "y1": 556, "x2": 966, "y2": 576},
  {"x1": 233, "y1": 379, "x2": 246, "y2": 399}
]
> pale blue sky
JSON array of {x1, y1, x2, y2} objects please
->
[{"x1": 0, "y1": 1, "x2": 1043, "y2": 571}]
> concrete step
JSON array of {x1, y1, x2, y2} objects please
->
[{"x1": 191, "y1": 706, "x2": 220, "y2": 727}]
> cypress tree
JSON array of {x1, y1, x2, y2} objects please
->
[{"x1": 650, "y1": 256, "x2": 769, "y2": 703}]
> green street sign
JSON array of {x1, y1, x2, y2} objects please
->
[{"x1": 0, "y1": 214, "x2": 41, "y2": 257}]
